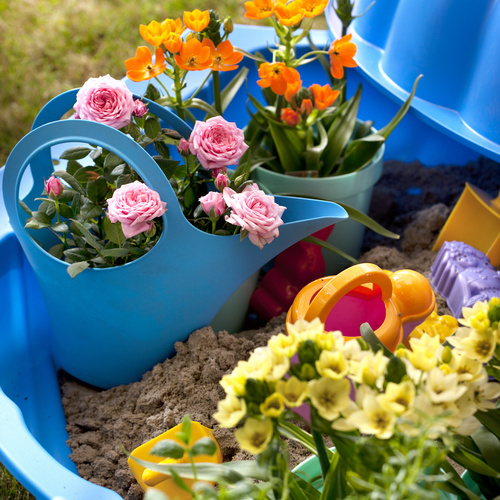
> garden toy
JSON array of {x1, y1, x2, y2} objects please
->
[
  {"x1": 430, "y1": 240, "x2": 493, "y2": 299},
  {"x1": 2, "y1": 91, "x2": 347, "y2": 389},
  {"x1": 432, "y1": 184, "x2": 500, "y2": 266},
  {"x1": 403, "y1": 306, "x2": 458, "y2": 348},
  {"x1": 286, "y1": 263, "x2": 435, "y2": 352},
  {"x1": 128, "y1": 421, "x2": 222, "y2": 498}
]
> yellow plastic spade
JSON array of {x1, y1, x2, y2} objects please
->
[
  {"x1": 433, "y1": 183, "x2": 500, "y2": 266},
  {"x1": 128, "y1": 421, "x2": 222, "y2": 499}
]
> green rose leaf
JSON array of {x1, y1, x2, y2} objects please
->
[
  {"x1": 103, "y1": 216, "x2": 126, "y2": 246},
  {"x1": 153, "y1": 140, "x2": 171, "y2": 159},
  {"x1": 51, "y1": 222, "x2": 69, "y2": 233},
  {"x1": 145, "y1": 82, "x2": 161, "y2": 102},
  {"x1": 19, "y1": 199, "x2": 33, "y2": 215},
  {"x1": 100, "y1": 248, "x2": 130, "y2": 258},
  {"x1": 103, "y1": 152, "x2": 125, "y2": 169},
  {"x1": 58, "y1": 203, "x2": 73, "y2": 219},
  {"x1": 67, "y1": 261, "x2": 90, "y2": 279},
  {"x1": 59, "y1": 146, "x2": 92, "y2": 160},
  {"x1": 48, "y1": 243, "x2": 65, "y2": 259},
  {"x1": 32, "y1": 210, "x2": 53, "y2": 224},
  {"x1": 154, "y1": 156, "x2": 180, "y2": 180},
  {"x1": 87, "y1": 176, "x2": 109, "y2": 204},
  {"x1": 150, "y1": 439, "x2": 185, "y2": 459},
  {"x1": 145, "y1": 116, "x2": 161, "y2": 139},
  {"x1": 25, "y1": 218, "x2": 50, "y2": 230},
  {"x1": 52, "y1": 169, "x2": 85, "y2": 195}
]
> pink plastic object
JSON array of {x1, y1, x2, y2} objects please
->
[{"x1": 430, "y1": 241, "x2": 493, "y2": 298}]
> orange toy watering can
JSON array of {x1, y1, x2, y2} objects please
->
[{"x1": 286, "y1": 263, "x2": 435, "y2": 352}]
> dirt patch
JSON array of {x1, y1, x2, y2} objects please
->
[{"x1": 60, "y1": 157, "x2": 500, "y2": 499}]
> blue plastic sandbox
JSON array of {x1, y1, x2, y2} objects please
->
[{"x1": 1, "y1": 17, "x2": 499, "y2": 499}]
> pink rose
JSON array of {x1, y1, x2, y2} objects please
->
[
  {"x1": 46, "y1": 176, "x2": 63, "y2": 198},
  {"x1": 107, "y1": 181, "x2": 167, "y2": 238},
  {"x1": 188, "y1": 116, "x2": 249, "y2": 170},
  {"x1": 223, "y1": 183, "x2": 286, "y2": 249},
  {"x1": 177, "y1": 138, "x2": 190, "y2": 155},
  {"x1": 133, "y1": 99, "x2": 148, "y2": 117},
  {"x1": 199, "y1": 191, "x2": 226, "y2": 217},
  {"x1": 74, "y1": 75, "x2": 135, "y2": 130},
  {"x1": 215, "y1": 173, "x2": 230, "y2": 191}
]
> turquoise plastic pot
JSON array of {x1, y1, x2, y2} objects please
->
[
  {"x1": 2, "y1": 92, "x2": 348, "y2": 389},
  {"x1": 252, "y1": 142, "x2": 384, "y2": 275}
]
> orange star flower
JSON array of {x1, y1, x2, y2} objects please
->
[
  {"x1": 281, "y1": 108, "x2": 300, "y2": 126},
  {"x1": 183, "y1": 9, "x2": 210, "y2": 32},
  {"x1": 300, "y1": 0, "x2": 329, "y2": 18},
  {"x1": 202, "y1": 39, "x2": 244, "y2": 72},
  {"x1": 309, "y1": 83, "x2": 340, "y2": 110},
  {"x1": 329, "y1": 34, "x2": 357, "y2": 79},
  {"x1": 139, "y1": 20, "x2": 169, "y2": 47},
  {"x1": 275, "y1": 0, "x2": 306, "y2": 27},
  {"x1": 164, "y1": 32, "x2": 182, "y2": 54},
  {"x1": 244, "y1": 0, "x2": 275, "y2": 20},
  {"x1": 163, "y1": 18, "x2": 185, "y2": 35},
  {"x1": 284, "y1": 79, "x2": 301, "y2": 103},
  {"x1": 175, "y1": 38, "x2": 213, "y2": 71},
  {"x1": 125, "y1": 46, "x2": 167, "y2": 82},
  {"x1": 257, "y1": 62, "x2": 302, "y2": 96}
]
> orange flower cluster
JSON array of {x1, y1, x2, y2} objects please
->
[
  {"x1": 280, "y1": 83, "x2": 340, "y2": 125},
  {"x1": 244, "y1": 0, "x2": 329, "y2": 25},
  {"x1": 125, "y1": 10, "x2": 243, "y2": 82}
]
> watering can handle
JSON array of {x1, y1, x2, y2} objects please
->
[
  {"x1": 3, "y1": 119, "x2": 189, "y2": 245},
  {"x1": 304, "y1": 263, "x2": 393, "y2": 323},
  {"x1": 25, "y1": 88, "x2": 192, "y2": 200}
]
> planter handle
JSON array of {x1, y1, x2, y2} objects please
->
[
  {"x1": 25, "y1": 88, "x2": 192, "y2": 203},
  {"x1": 3, "y1": 119, "x2": 190, "y2": 249}
]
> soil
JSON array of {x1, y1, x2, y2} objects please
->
[{"x1": 60, "y1": 156, "x2": 500, "y2": 499}]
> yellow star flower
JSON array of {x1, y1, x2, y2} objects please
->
[
  {"x1": 234, "y1": 418, "x2": 273, "y2": 455},
  {"x1": 260, "y1": 393, "x2": 285, "y2": 418},
  {"x1": 276, "y1": 376, "x2": 308, "y2": 407},
  {"x1": 268, "y1": 332, "x2": 298, "y2": 358},
  {"x1": 315, "y1": 350, "x2": 348, "y2": 380},
  {"x1": 308, "y1": 377, "x2": 351, "y2": 421},
  {"x1": 349, "y1": 350, "x2": 388, "y2": 388},
  {"x1": 408, "y1": 333, "x2": 442, "y2": 371},
  {"x1": 346, "y1": 392, "x2": 395, "y2": 439},
  {"x1": 448, "y1": 326, "x2": 497, "y2": 363},
  {"x1": 213, "y1": 394, "x2": 246, "y2": 428},
  {"x1": 377, "y1": 380, "x2": 415, "y2": 415},
  {"x1": 425, "y1": 367, "x2": 468, "y2": 404},
  {"x1": 448, "y1": 350, "x2": 485, "y2": 382}
]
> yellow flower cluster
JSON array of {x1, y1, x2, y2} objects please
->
[{"x1": 214, "y1": 299, "x2": 500, "y2": 455}]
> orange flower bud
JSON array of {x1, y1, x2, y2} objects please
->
[
  {"x1": 281, "y1": 108, "x2": 300, "y2": 126},
  {"x1": 300, "y1": 98, "x2": 313, "y2": 116}
]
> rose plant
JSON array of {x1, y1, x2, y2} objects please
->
[
  {"x1": 132, "y1": 297, "x2": 500, "y2": 500},
  {"x1": 23, "y1": 74, "x2": 285, "y2": 278}
]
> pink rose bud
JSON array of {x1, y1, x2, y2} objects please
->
[
  {"x1": 107, "y1": 181, "x2": 167, "y2": 239},
  {"x1": 74, "y1": 74, "x2": 135, "y2": 130},
  {"x1": 46, "y1": 176, "x2": 63, "y2": 198},
  {"x1": 133, "y1": 99, "x2": 148, "y2": 117},
  {"x1": 177, "y1": 138, "x2": 190, "y2": 155},
  {"x1": 215, "y1": 173, "x2": 230, "y2": 191},
  {"x1": 188, "y1": 116, "x2": 249, "y2": 171},
  {"x1": 223, "y1": 183, "x2": 286, "y2": 249},
  {"x1": 199, "y1": 191, "x2": 226, "y2": 217}
]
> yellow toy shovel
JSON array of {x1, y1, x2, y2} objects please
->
[
  {"x1": 128, "y1": 421, "x2": 222, "y2": 499},
  {"x1": 433, "y1": 183, "x2": 500, "y2": 266}
]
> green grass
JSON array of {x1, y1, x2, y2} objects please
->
[
  {"x1": 0, "y1": 0, "x2": 247, "y2": 167},
  {"x1": 0, "y1": 463, "x2": 34, "y2": 499}
]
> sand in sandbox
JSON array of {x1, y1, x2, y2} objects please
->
[{"x1": 60, "y1": 158, "x2": 500, "y2": 499}]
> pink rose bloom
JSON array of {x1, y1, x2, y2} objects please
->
[
  {"x1": 107, "y1": 181, "x2": 167, "y2": 238},
  {"x1": 46, "y1": 176, "x2": 63, "y2": 198},
  {"x1": 199, "y1": 191, "x2": 226, "y2": 217},
  {"x1": 215, "y1": 173, "x2": 230, "y2": 191},
  {"x1": 74, "y1": 75, "x2": 135, "y2": 130},
  {"x1": 188, "y1": 116, "x2": 248, "y2": 170},
  {"x1": 223, "y1": 183, "x2": 286, "y2": 249},
  {"x1": 133, "y1": 99, "x2": 148, "y2": 117}
]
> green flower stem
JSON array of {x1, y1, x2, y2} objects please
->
[
  {"x1": 312, "y1": 427, "x2": 330, "y2": 481},
  {"x1": 275, "y1": 94, "x2": 285, "y2": 121},
  {"x1": 155, "y1": 76, "x2": 172, "y2": 99},
  {"x1": 173, "y1": 68, "x2": 187, "y2": 122},
  {"x1": 54, "y1": 199, "x2": 69, "y2": 249},
  {"x1": 212, "y1": 70, "x2": 222, "y2": 116}
]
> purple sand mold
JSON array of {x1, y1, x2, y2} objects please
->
[
  {"x1": 447, "y1": 267, "x2": 500, "y2": 318},
  {"x1": 430, "y1": 241, "x2": 492, "y2": 298}
]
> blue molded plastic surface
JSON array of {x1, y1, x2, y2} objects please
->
[
  {"x1": 0, "y1": 21, "x2": 489, "y2": 500},
  {"x1": 326, "y1": 0, "x2": 500, "y2": 165}
]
